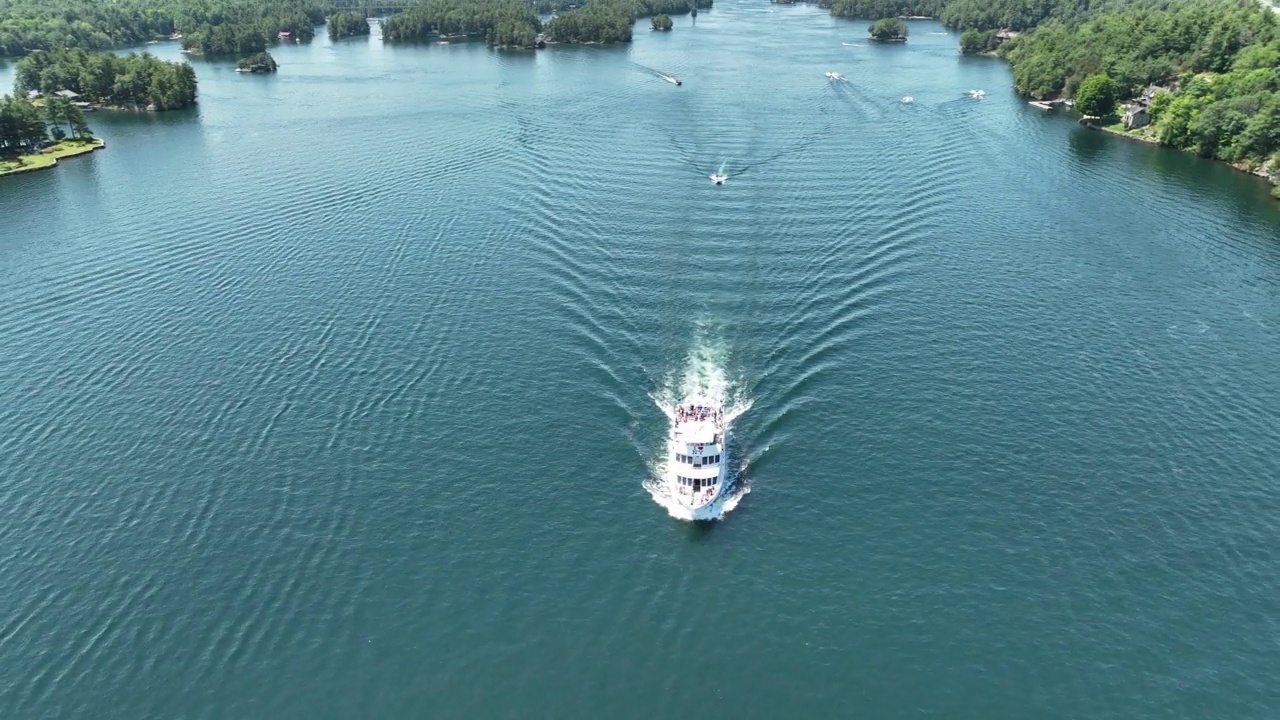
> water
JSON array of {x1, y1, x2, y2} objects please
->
[{"x1": 2, "y1": 7, "x2": 1279, "y2": 718}]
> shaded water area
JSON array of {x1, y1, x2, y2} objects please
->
[{"x1": 2, "y1": 6, "x2": 1278, "y2": 718}]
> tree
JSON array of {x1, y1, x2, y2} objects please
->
[
  {"x1": 959, "y1": 29, "x2": 990, "y2": 54},
  {"x1": 869, "y1": 17, "x2": 907, "y2": 41},
  {"x1": 69, "y1": 106, "x2": 93, "y2": 140},
  {"x1": 652, "y1": 14, "x2": 673, "y2": 31},
  {"x1": 43, "y1": 96, "x2": 71, "y2": 139},
  {"x1": 0, "y1": 95, "x2": 49, "y2": 153},
  {"x1": 1075, "y1": 73, "x2": 1118, "y2": 118}
]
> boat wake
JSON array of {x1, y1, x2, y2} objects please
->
[
  {"x1": 631, "y1": 61, "x2": 682, "y2": 86},
  {"x1": 644, "y1": 336, "x2": 752, "y2": 522}
]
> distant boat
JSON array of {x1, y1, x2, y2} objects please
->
[
  {"x1": 709, "y1": 174, "x2": 728, "y2": 185},
  {"x1": 901, "y1": 96, "x2": 914, "y2": 104},
  {"x1": 824, "y1": 71, "x2": 845, "y2": 81},
  {"x1": 967, "y1": 89, "x2": 987, "y2": 99},
  {"x1": 660, "y1": 74, "x2": 681, "y2": 86}
]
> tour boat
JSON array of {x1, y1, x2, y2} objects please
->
[
  {"x1": 709, "y1": 174, "x2": 728, "y2": 185},
  {"x1": 902, "y1": 96, "x2": 914, "y2": 104},
  {"x1": 666, "y1": 401, "x2": 729, "y2": 521},
  {"x1": 825, "y1": 71, "x2": 845, "y2": 81}
]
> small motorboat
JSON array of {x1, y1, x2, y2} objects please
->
[
  {"x1": 902, "y1": 96, "x2": 914, "y2": 104},
  {"x1": 824, "y1": 71, "x2": 845, "y2": 81},
  {"x1": 709, "y1": 174, "x2": 728, "y2": 185},
  {"x1": 967, "y1": 89, "x2": 987, "y2": 99}
]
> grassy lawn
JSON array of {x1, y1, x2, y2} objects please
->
[{"x1": 1, "y1": 138, "x2": 104, "y2": 176}]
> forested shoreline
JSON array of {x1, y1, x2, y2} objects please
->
[
  {"x1": 15, "y1": 48, "x2": 198, "y2": 110},
  {"x1": 815, "y1": 0, "x2": 1280, "y2": 196},
  {"x1": 0, "y1": 0, "x2": 715, "y2": 54},
  {"x1": 0, "y1": 1, "x2": 327, "y2": 57}
]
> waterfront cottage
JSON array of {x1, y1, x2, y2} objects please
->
[{"x1": 1122, "y1": 104, "x2": 1149, "y2": 129}]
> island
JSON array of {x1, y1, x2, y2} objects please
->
[
  {"x1": 868, "y1": 17, "x2": 908, "y2": 42},
  {"x1": 1, "y1": 94, "x2": 104, "y2": 178},
  {"x1": 236, "y1": 51, "x2": 279, "y2": 73},
  {"x1": 15, "y1": 49, "x2": 198, "y2": 111}
]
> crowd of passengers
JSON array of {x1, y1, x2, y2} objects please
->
[{"x1": 676, "y1": 405, "x2": 722, "y2": 423}]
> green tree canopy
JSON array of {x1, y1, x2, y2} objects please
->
[
  {"x1": 830, "y1": 0, "x2": 942, "y2": 20},
  {"x1": 1075, "y1": 73, "x2": 1119, "y2": 117},
  {"x1": 0, "y1": 1, "x2": 328, "y2": 58},
  {"x1": 959, "y1": 29, "x2": 992, "y2": 54},
  {"x1": 328, "y1": 11, "x2": 372, "y2": 40},
  {"x1": 652, "y1": 14, "x2": 673, "y2": 31},
  {"x1": 16, "y1": 48, "x2": 197, "y2": 110},
  {"x1": 0, "y1": 95, "x2": 50, "y2": 153},
  {"x1": 869, "y1": 17, "x2": 908, "y2": 41}
]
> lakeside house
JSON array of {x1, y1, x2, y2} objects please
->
[
  {"x1": 994, "y1": 28, "x2": 1019, "y2": 44},
  {"x1": 54, "y1": 89, "x2": 80, "y2": 100},
  {"x1": 278, "y1": 31, "x2": 293, "y2": 41},
  {"x1": 1122, "y1": 85, "x2": 1170, "y2": 130}
]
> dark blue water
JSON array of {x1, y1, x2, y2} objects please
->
[{"x1": 2, "y1": 7, "x2": 1278, "y2": 718}]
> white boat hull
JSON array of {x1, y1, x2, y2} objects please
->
[{"x1": 664, "y1": 402, "x2": 729, "y2": 521}]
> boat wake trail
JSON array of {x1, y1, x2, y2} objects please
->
[
  {"x1": 644, "y1": 333, "x2": 752, "y2": 522},
  {"x1": 631, "y1": 61, "x2": 681, "y2": 86}
]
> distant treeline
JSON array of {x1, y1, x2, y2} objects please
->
[
  {"x1": 0, "y1": 1, "x2": 328, "y2": 57},
  {"x1": 827, "y1": 0, "x2": 943, "y2": 20},
  {"x1": 824, "y1": 0, "x2": 1119, "y2": 29},
  {"x1": 381, "y1": 0, "x2": 543, "y2": 47},
  {"x1": 15, "y1": 48, "x2": 198, "y2": 110},
  {"x1": 180, "y1": 2, "x2": 326, "y2": 54},
  {"x1": 328, "y1": 10, "x2": 372, "y2": 40},
  {"x1": 0, "y1": 0, "x2": 723, "y2": 56},
  {"x1": 544, "y1": 0, "x2": 712, "y2": 44}
]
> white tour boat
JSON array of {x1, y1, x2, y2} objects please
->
[
  {"x1": 825, "y1": 71, "x2": 845, "y2": 81},
  {"x1": 666, "y1": 401, "x2": 729, "y2": 520}
]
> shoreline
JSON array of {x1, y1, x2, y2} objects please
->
[
  {"x1": 0, "y1": 138, "x2": 106, "y2": 178},
  {"x1": 1086, "y1": 122, "x2": 1278, "y2": 192}
]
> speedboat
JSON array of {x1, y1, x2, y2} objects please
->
[
  {"x1": 667, "y1": 402, "x2": 729, "y2": 520},
  {"x1": 709, "y1": 174, "x2": 728, "y2": 185},
  {"x1": 825, "y1": 71, "x2": 845, "y2": 81},
  {"x1": 967, "y1": 89, "x2": 987, "y2": 99},
  {"x1": 661, "y1": 74, "x2": 681, "y2": 86},
  {"x1": 901, "y1": 96, "x2": 914, "y2": 104}
]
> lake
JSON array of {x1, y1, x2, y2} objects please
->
[{"x1": 1, "y1": 6, "x2": 1278, "y2": 718}]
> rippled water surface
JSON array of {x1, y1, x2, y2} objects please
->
[{"x1": 2, "y1": 7, "x2": 1279, "y2": 718}]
